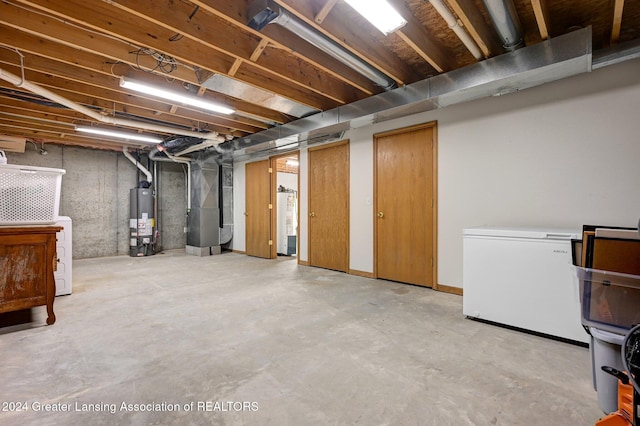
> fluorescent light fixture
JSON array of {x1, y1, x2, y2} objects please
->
[
  {"x1": 344, "y1": 0, "x2": 407, "y2": 35},
  {"x1": 120, "y1": 77, "x2": 235, "y2": 115},
  {"x1": 76, "y1": 126, "x2": 162, "y2": 144}
]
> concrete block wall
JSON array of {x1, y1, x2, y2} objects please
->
[{"x1": 4, "y1": 144, "x2": 187, "y2": 259}]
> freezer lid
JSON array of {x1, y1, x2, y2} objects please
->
[{"x1": 463, "y1": 226, "x2": 580, "y2": 240}]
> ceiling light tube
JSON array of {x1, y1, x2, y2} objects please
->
[
  {"x1": 76, "y1": 126, "x2": 163, "y2": 144},
  {"x1": 344, "y1": 0, "x2": 407, "y2": 35},
  {"x1": 120, "y1": 77, "x2": 235, "y2": 115}
]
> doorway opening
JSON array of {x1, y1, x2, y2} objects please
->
[{"x1": 273, "y1": 153, "x2": 299, "y2": 260}]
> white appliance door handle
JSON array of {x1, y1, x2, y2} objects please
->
[{"x1": 545, "y1": 233, "x2": 573, "y2": 240}]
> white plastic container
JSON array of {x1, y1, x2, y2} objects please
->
[
  {"x1": 576, "y1": 267, "x2": 640, "y2": 335},
  {"x1": 575, "y1": 267, "x2": 640, "y2": 413},
  {"x1": 589, "y1": 327, "x2": 625, "y2": 414},
  {"x1": 0, "y1": 164, "x2": 65, "y2": 225}
]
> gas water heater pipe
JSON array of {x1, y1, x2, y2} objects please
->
[{"x1": 122, "y1": 147, "x2": 153, "y2": 184}]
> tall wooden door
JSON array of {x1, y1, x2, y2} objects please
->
[
  {"x1": 375, "y1": 124, "x2": 436, "y2": 287},
  {"x1": 245, "y1": 159, "x2": 272, "y2": 258},
  {"x1": 308, "y1": 142, "x2": 349, "y2": 272}
]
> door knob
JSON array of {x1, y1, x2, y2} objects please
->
[
  {"x1": 309, "y1": 212, "x2": 316, "y2": 217},
  {"x1": 377, "y1": 212, "x2": 384, "y2": 218},
  {"x1": 244, "y1": 212, "x2": 248, "y2": 216}
]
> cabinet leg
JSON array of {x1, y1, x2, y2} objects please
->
[
  {"x1": 46, "y1": 304, "x2": 56, "y2": 325},
  {"x1": 46, "y1": 311, "x2": 56, "y2": 325},
  {"x1": 46, "y1": 281, "x2": 56, "y2": 325},
  {"x1": 46, "y1": 260, "x2": 56, "y2": 325}
]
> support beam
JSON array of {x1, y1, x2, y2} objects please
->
[
  {"x1": 7, "y1": 0, "x2": 357, "y2": 108},
  {"x1": 315, "y1": 0, "x2": 338, "y2": 25},
  {"x1": 611, "y1": 0, "x2": 625, "y2": 44},
  {"x1": 389, "y1": 0, "x2": 457, "y2": 72},
  {"x1": 531, "y1": 0, "x2": 550, "y2": 40}
]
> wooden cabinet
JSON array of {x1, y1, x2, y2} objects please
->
[{"x1": 0, "y1": 226, "x2": 62, "y2": 325}]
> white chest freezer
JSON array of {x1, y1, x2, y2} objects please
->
[{"x1": 463, "y1": 226, "x2": 587, "y2": 344}]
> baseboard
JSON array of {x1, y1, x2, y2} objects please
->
[
  {"x1": 231, "y1": 249, "x2": 246, "y2": 254},
  {"x1": 298, "y1": 260, "x2": 309, "y2": 266},
  {"x1": 349, "y1": 269, "x2": 375, "y2": 278},
  {"x1": 436, "y1": 284, "x2": 463, "y2": 296}
]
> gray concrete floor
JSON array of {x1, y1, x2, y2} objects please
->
[{"x1": 1, "y1": 251, "x2": 603, "y2": 425}]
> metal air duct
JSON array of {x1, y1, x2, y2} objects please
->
[
  {"x1": 247, "y1": 0, "x2": 396, "y2": 90},
  {"x1": 482, "y1": 0, "x2": 524, "y2": 52},
  {"x1": 225, "y1": 27, "x2": 593, "y2": 161}
]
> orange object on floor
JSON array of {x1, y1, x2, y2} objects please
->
[
  {"x1": 596, "y1": 379, "x2": 635, "y2": 426},
  {"x1": 597, "y1": 413, "x2": 632, "y2": 426}
]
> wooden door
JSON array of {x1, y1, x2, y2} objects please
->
[
  {"x1": 245, "y1": 159, "x2": 272, "y2": 258},
  {"x1": 308, "y1": 142, "x2": 349, "y2": 272},
  {"x1": 375, "y1": 124, "x2": 436, "y2": 287}
]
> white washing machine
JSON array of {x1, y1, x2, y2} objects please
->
[{"x1": 54, "y1": 216, "x2": 72, "y2": 296}]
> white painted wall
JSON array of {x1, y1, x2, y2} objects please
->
[
  {"x1": 298, "y1": 149, "x2": 309, "y2": 261},
  {"x1": 349, "y1": 131, "x2": 375, "y2": 273},
  {"x1": 234, "y1": 58, "x2": 640, "y2": 287},
  {"x1": 232, "y1": 161, "x2": 246, "y2": 252},
  {"x1": 276, "y1": 171, "x2": 298, "y2": 192}
]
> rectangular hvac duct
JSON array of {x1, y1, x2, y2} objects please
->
[
  {"x1": 227, "y1": 26, "x2": 592, "y2": 160},
  {"x1": 202, "y1": 73, "x2": 319, "y2": 119},
  {"x1": 430, "y1": 26, "x2": 592, "y2": 107}
]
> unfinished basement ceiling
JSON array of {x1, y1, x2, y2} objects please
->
[{"x1": 0, "y1": 0, "x2": 638, "y2": 151}]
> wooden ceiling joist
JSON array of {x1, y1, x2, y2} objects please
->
[
  {"x1": 531, "y1": 0, "x2": 551, "y2": 40},
  {"x1": 314, "y1": 0, "x2": 338, "y2": 25},
  {"x1": 389, "y1": 0, "x2": 457, "y2": 72},
  {"x1": 14, "y1": 0, "x2": 366, "y2": 106},
  {"x1": 2, "y1": 1, "x2": 343, "y2": 113},
  {"x1": 611, "y1": 0, "x2": 625, "y2": 44},
  {"x1": 0, "y1": 21, "x2": 290, "y2": 126},
  {"x1": 0, "y1": 0, "x2": 637, "y2": 152}
]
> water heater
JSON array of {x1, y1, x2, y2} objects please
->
[{"x1": 129, "y1": 187, "x2": 155, "y2": 256}]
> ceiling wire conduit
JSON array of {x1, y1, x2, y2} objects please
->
[
  {"x1": 428, "y1": 0, "x2": 483, "y2": 60},
  {"x1": 0, "y1": 67, "x2": 227, "y2": 144},
  {"x1": 247, "y1": 0, "x2": 397, "y2": 90}
]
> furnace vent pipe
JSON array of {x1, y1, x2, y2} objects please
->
[
  {"x1": 0, "y1": 67, "x2": 226, "y2": 144},
  {"x1": 247, "y1": 0, "x2": 397, "y2": 90},
  {"x1": 482, "y1": 0, "x2": 524, "y2": 51}
]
